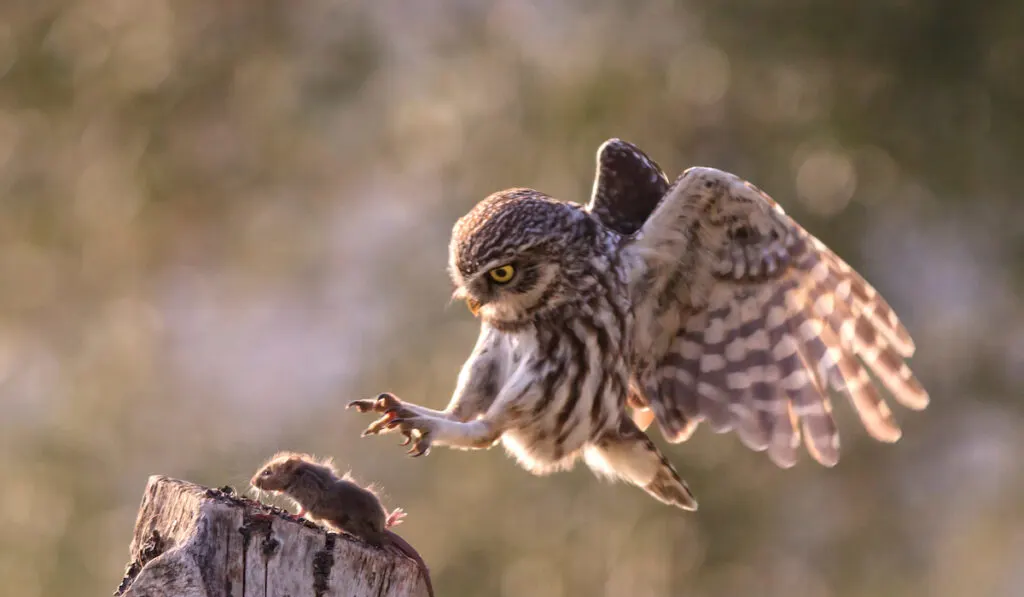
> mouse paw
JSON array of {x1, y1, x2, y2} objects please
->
[{"x1": 386, "y1": 508, "x2": 407, "y2": 528}]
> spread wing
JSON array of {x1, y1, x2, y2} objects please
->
[
  {"x1": 624, "y1": 167, "x2": 929, "y2": 468},
  {"x1": 585, "y1": 138, "x2": 670, "y2": 235}
]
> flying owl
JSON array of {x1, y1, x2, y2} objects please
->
[{"x1": 349, "y1": 139, "x2": 928, "y2": 510}]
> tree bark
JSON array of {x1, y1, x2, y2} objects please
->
[{"x1": 114, "y1": 476, "x2": 431, "y2": 597}]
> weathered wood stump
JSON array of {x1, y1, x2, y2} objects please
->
[{"x1": 114, "y1": 476, "x2": 431, "y2": 597}]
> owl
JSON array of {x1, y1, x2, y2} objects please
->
[{"x1": 349, "y1": 139, "x2": 928, "y2": 510}]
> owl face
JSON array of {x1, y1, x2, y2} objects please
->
[
  {"x1": 448, "y1": 189, "x2": 596, "y2": 328},
  {"x1": 450, "y1": 248, "x2": 562, "y2": 324}
]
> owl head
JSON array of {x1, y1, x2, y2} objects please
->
[{"x1": 448, "y1": 188, "x2": 603, "y2": 329}]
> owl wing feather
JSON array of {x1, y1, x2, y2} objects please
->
[
  {"x1": 585, "y1": 139, "x2": 670, "y2": 235},
  {"x1": 626, "y1": 167, "x2": 928, "y2": 468},
  {"x1": 585, "y1": 138, "x2": 673, "y2": 428}
]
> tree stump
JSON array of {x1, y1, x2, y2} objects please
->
[{"x1": 114, "y1": 476, "x2": 431, "y2": 597}]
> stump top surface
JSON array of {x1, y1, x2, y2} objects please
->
[{"x1": 117, "y1": 475, "x2": 431, "y2": 597}]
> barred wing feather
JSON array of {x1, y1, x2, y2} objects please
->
[{"x1": 630, "y1": 167, "x2": 928, "y2": 468}]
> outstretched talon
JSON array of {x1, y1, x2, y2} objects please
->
[
  {"x1": 347, "y1": 392, "x2": 402, "y2": 414},
  {"x1": 387, "y1": 417, "x2": 434, "y2": 457},
  {"x1": 362, "y1": 411, "x2": 400, "y2": 437},
  {"x1": 348, "y1": 393, "x2": 412, "y2": 437},
  {"x1": 349, "y1": 392, "x2": 438, "y2": 455},
  {"x1": 408, "y1": 435, "x2": 431, "y2": 457}
]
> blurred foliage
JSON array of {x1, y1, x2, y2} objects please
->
[{"x1": 1, "y1": 1, "x2": 1023, "y2": 596}]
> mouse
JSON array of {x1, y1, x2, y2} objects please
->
[{"x1": 251, "y1": 451, "x2": 434, "y2": 596}]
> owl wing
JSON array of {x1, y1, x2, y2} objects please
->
[
  {"x1": 625, "y1": 167, "x2": 928, "y2": 468},
  {"x1": 585, "y1": 139, "x2": 670, "y2": 235}
]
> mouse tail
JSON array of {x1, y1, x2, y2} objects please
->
[{"x1": 384, "y1": 530, "x2": 433, "y2": 597}]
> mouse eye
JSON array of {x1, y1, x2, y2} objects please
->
[{"x1": 261, "y1": 469, "x2": 272, "y2": 476}]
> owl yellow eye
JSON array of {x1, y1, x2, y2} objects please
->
[{"x1": 488, "y1": 265, "x2": 515, "y2": 284}]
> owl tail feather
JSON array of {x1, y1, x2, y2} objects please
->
[
  {"x1": 584, "y1": 417, "x2": 698, "y2": 511},
  {"x1": 643, "y1": 464, "x2": 699, "y2": 511}
]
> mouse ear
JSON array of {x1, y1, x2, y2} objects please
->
[{"x1": 270, "y1": 450, "x2": 296, "y2": 462}]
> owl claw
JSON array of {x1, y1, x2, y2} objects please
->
[
  {"x1": 408, "y1": 442, "x2": 430, "y2": 457},
  {"x1": 361, "y1": 411, "x2": 399, "y2": 436},
  {"x1": 350, "y1": 393, "x2": 433, "y2": 456},
  {"x1": 351, "y1": 393, "x2": 409, "y2": 436},
  {"x1": 407, "y1": 434, "x2": 431, "y2": 457},
  {"x1": 347, "y1": 393, "x2": 402, "y2": 414},
  {"x1": 346, "y1": 399, "x2": 376, "y2": 413},
  {"x1": 387, "y1": 418, "x2": 433, "y2": 457}
]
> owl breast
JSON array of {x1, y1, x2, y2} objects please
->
[{"x1": 499, "y1": 290, "x2": 633, "y2": 475}]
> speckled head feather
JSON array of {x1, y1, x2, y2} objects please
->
[{"x1": 449, "y1": 188, "x2": 587, "y2": 278}]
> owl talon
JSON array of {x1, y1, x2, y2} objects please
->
[
  {"x1": 350, "y1": 392, "x2": 436, "y2": 456},
  {"x1": 375, "y1": 392, "x2": 402, "y2": 410},
  {"x1": 358, "y1": 413, "x2": 393, "y2": 436},
  {"x1": 347, "y1": 393, "x2": 403, "y2": 414},
  {"x1": 407, "y1": 438, "x2": 431, "y2": 457},
  {"x1": 383, "y1": 417, "x2": 434, "y2": 456},
  {"x1": 346, "y1": 399, "x2": 375, "y2": 413}
]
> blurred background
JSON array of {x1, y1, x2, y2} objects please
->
[{"x1": 1, "y1": 0, "x2": 1023, "y2": 596}]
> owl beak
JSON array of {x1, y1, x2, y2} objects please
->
[{"x1": 451, "y1": 285, "x2": 482, "y2": 317}]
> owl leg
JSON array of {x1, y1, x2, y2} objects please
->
[
  {"x1": 387, "y1": 416, "x2": 503, "y2": 457},
  {"x1": 349, "y1": 393, "x2": 504, "y2": 456},
  {"x1": 583, "y1": 418, "x2": 698, "y2": 511}
]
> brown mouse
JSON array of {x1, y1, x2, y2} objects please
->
[{"x1": 251, "y1": 451, "x2": 434, "y2": 596}]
